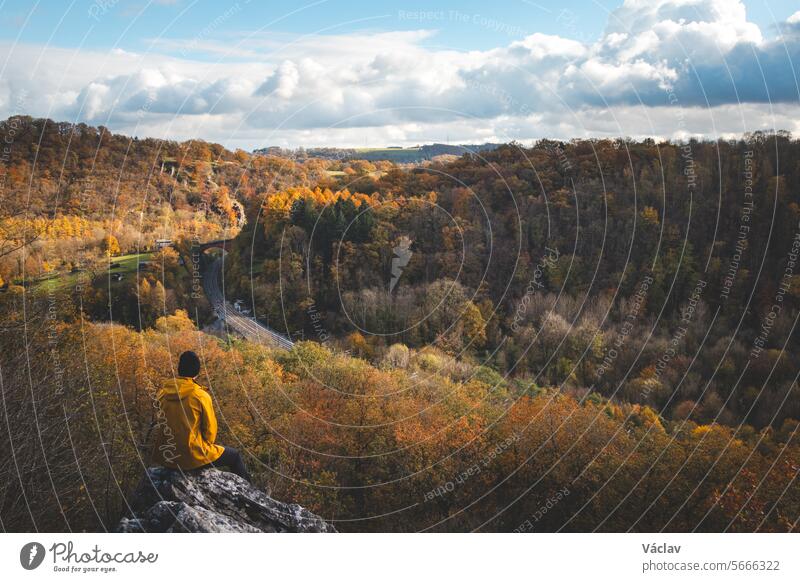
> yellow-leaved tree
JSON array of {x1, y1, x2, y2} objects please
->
[{"x1": 101, "y1": 234, "x2": 121, "y2": 257}]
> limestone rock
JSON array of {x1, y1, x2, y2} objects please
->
[{"x1": 117, "y1": 467, "x2": 335, "y2": 533}]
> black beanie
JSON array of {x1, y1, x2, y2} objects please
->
[{"x1": 178, "y1": 351, "x2": 201, "y2": 378}]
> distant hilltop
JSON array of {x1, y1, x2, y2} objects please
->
[{"x1": 254, "y1": 142, "x2": 502, "y2": 163}]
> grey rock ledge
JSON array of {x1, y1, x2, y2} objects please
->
[{"x1": 117, "y1": 467, "x2": 336, "y2": 533}]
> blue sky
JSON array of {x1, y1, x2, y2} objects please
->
[
  {"x1": 1, "y1": 0, "x2": 797, "y2": 52},
  {"x1": 1, "y1": 0, "x2": 798, "y2": 148},
  {"x1": 0, "y1": 1, "x2": 619, "y2": 52}
]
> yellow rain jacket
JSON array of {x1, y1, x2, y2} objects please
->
[{"x1": 152, "y1": 377, "x2": 224, "y2": 469}]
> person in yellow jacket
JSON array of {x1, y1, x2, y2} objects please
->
[{"x1": 152, "y1": 351, "x2": 251, "y2": 482}]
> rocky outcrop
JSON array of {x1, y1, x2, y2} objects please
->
[{"x1": 117, "y1": 467, "x2": 335, "y2": 533}]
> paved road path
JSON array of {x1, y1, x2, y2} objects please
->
[{"x1": 203, "y1": 257, "x2": 294, "y2": 350}]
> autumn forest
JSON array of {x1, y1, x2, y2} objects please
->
[{"x1": 1, "y1": 116, "x2": 799, "y2": 532}]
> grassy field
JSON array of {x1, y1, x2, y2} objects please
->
[
  {"x1": 34, "y1": 270, "x2": 86, "y2": 293},
  {"x1": 110, "y1": 252, "x2": 154, "y2": 275},
  {"x1": 34, "y1": 252, "x2": 154, "y2": 293}
]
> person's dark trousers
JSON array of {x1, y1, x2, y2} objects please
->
[{"x1": 209, "y1": 446, "x2": 251, "y2": 482}]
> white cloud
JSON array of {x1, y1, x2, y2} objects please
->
[
  {"x1": 508, "y1": 33, "x2": 587, "y2": 60},
  {"x1": 0, "y1": 0, "x2": 797, "y2": 148},
  {"x1": 257, "y1": 60, "x2": 300, "y2": 100}
]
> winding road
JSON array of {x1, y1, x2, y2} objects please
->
[{"x1": 203, "y1": 256, "x2": 294, "y2": 350}]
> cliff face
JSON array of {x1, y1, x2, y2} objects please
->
[{"x1": 117, "y1": 467, "x2": 336, "y2": 533}]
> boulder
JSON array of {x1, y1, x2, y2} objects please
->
[{"x1": 117, "y1": 467, "x2": 335, "y2": 533}]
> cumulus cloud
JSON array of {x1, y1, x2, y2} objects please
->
[
  {"x1": 257, "y1": 61, "x2": 300, "y2": 99},
  {"x1": 0, "y1": 0, "x2": 797, "y2": 147}
]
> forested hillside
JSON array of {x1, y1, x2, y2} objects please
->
[
  {"x1": 0, "y1": 115, "x2": 319, "y2": 218},
  {"x1": 0, "y1": 116, "x2": 336, "y2": 330},
  {"x1": 1, "y1": 118, "x2": 798, "y2": 533},
  {"x1": 0, "y1": 116, "x2": 328, "y2": 286},
  {"x1": 2, "y1": 311, "x2": 797, "y2": 532},
  {"x1": 226, "y1": 135, "x2": 800, "y2": 429}
]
